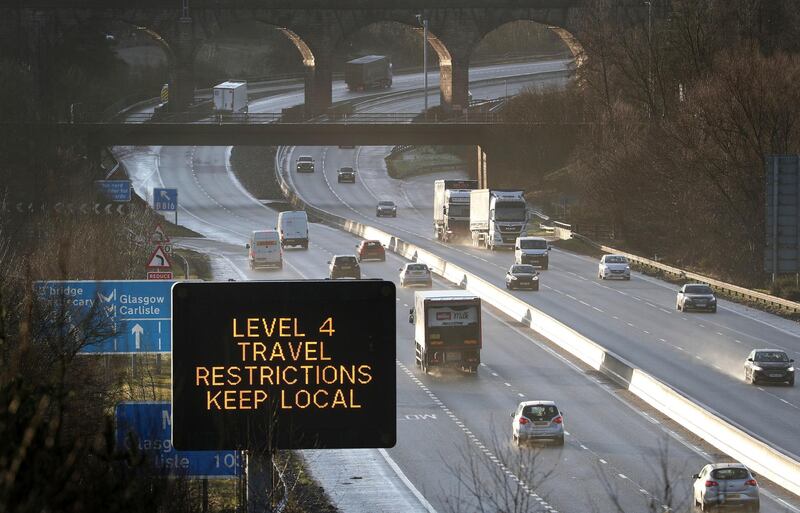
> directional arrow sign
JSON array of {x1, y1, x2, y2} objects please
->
[
  {"x1": 35, "y1": 280, "x2": 172, "y2": 354},
  {"x1": 132, "y1": 323, "x2": 144, "y2": 350},
  {"x1": 153, "y1": 188, "x2": 177, "y2": 212}
]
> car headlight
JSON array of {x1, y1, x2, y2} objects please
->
[
  {"x1": 709, "y1": 297, "x2": 717, "y2": 302},
  {"x1": 751, "y1": 365, "x2": 763, "y2": 371},
  {"x1": 625, "y1": 265, "x2": 631, "y2": 270},
  {"x1": 788, "y1": 366, "x2": 795, "y2": 372},
  {"x1": 532, "y1": 275, "x2": 539, "y2": 280},
  {"x1": 510, "y1": 276, "x2": 518, "y2": 280}
]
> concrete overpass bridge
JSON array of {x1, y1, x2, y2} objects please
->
[
  {"x1": 33, "y1": 113, "x2": 590, "y2": 187},
  {"x1": 1, "y1": 0, "x2": 655, "y2": 114}
]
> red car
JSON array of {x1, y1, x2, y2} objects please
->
[{"x1": 357, "y1": 240, "x2": 385, "y2": 262}]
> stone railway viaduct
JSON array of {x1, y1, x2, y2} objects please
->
[{"x1": 0, "y1": 0, "x2": 650, "y2": 114}]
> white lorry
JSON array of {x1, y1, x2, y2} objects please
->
[
  {"x1": 277, "y1": 210, "x2": 309, "y2": 249},
  {"x1": 213, "y1": 80, "x2": 248, "y2": 114},
  {"x1": 433, "y1": 179, "x2": 479, "y2": 242},
  {"x1": 469, "y1": 189, "x2": 528, "y2": 250},
  {"x1": 410, "y1": 291, "x2": 482, "y2": 374}
]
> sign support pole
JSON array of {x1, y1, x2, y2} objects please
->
[
  {"x1": 773, "y1": 157, "x2": 779, "y2": 283},
  {"x1": 246, "y1": 451, "x2": 272, "y2": 513},
  {"x1": 202, "y1": 478, "x2": 209, "y2": 513}
]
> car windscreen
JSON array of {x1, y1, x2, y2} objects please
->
[
  {"x1": 685, "y1": 285, "x2": 713, "y2": 294},
  {"x1": 407, "y1": 264, "x2": 428, "y2": 271},
  {"x1": 522, "y1": 405, "x2": 558, "y2": 421},
  {"x1": 755, "y1": 351, "x2": 789, "y2": 362},
  {"x1": 298, "y1": 157, "x2": 312, "y2": 162},
  {"x1": 363, "y1": 241, "x2": 381, "y2": 248},
  {"x1": 378, "y1": 201, "x2": 394, "y2": 206},
  {"x1": 605, "y1": 256, "x2": 628, "y2": 264},
  {"x1": 339, "y1": 167, "x2": 354, "y2": 173},
  {"x1": 520, "y1": 239, "x2": 547, "y2": 249},
  {"x1": 711, "y1": 468, "x2": 749, "y2": 480},
  {"x1": 335, "y1": 257, "x2": 357, "y2": 265},
  {"x1": 511, "y1": 265, "x2": 536, "y2": 274}
]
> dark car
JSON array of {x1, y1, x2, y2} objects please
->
[
  {"x1": 745, "y1": 349, "x2": 795, "y2": 386},
  {"x1": 505, "y1": 264, "x2": 540, "y2": 291},
  {"x1": 357, "y1": 240, "x2": 385, "y2": 262},
  {"x1": 376, "y1": 201, "x2": 397, "y2": 217},
  {"x1": 676, "y1": 283, "x2": 717, "y2": 312},
  {"x1": 296, "y1": 156, "x2": 315, "y2": 173},
  {"x1": 328, "y1": 255, "x2": 360, "y2": 279},
  {"x1": 337, "y1": 167, "x2": 356, "y2": 183}
]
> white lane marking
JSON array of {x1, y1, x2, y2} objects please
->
[
  {"x1": 378, "y1": 449, "x2": 439, "y2": 513},
  {"x1": 397, "y1": 361, "x2": 559, "y2": 512}
]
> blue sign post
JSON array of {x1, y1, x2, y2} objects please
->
[
  {"x1": 153, "y1": 187, "x2": 178, "y2": 224},
  {"x1": 115, "y1": 402, "x2": 241, "y2": 478},
  {"x1": 35, "y1": 280, "x2": 173, "y2": 354},
  {"x1": 95, "y1": 180, "x2": 132, "y2": 202}
]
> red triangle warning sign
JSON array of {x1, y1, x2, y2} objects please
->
[
  {"x1": 151, "y1": 223, "x2": 170, "y2": 244},
  {"x1": 146, "y1": 245, "x2": 172, "y2": 269}
]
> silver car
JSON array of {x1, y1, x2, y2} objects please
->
[
  {"x1": 677, "y1": 283, "x2": 717, "y2": 313},
  {"x1": 692, "y1": 463, "x2": 759, "y2": 512},
  {"x1": 399, "y1": 263, "x2": 432, "y2": 287},
  {"x1": 511, "y1": 400, "x2": 564, "y2": 446},
  {"x1": 598, "y1": 254, "x2": 631, "y2": 280}
]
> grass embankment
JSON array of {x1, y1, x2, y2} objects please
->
[
  {"x1": 385, "y1": 146, "x2": 464, "y2": 179},
  {"x1": 229, "y1": 146, "x2": 283, "y2": 200}
]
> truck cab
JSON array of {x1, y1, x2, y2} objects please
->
[
  {"x1": 515, "y1": 236, "x2": 550, "y2": 269},
  {"x1": 433, "y1": 179, "x2": 479, "y2": 242},
  {"x1": 411, "y1": 290, "x2": 482, "y2": 374},
  {"x1": 470, "y1": 189, "x2": 529, "y2": 250}
]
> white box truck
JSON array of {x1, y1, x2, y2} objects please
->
[
  {"x1": 410, "y1": 290, "x2": 482, "y2": 374},
  {"x1": 345, "y1": 55, "x2": 392, "y2": 91},
  {"x1": 213, "y1": 80, "x2": 248, "y2": 114},
  {"x1": 277, "y1": 210, "x2": 309, "y2": 249},
  {"x1": 433, "y1": 179, "x2": 479, "y2": 242},
  {"x1": 469, "y1": 189, "x2": 528, "y2": 250}
]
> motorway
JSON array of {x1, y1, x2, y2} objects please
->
[{"x1": 116, "y1": 61, "x2": 800, "y2": 512}]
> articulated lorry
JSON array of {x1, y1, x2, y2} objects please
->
[
  {"x1": 433, "y1": 179, "x2": 479, "y2": 242},
  {"x1": 410, "y1": 291, "x2": 482, "y2": 374},
  {"x1": 469, "y1": 189, "x2": 528, "y2": 250},
  {"x1": 345, "y1": 55, "x2": 392, "y2": 91}
]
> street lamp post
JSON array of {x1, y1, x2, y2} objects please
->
[{"x1": 416, "y1": 14, "x2": 429, "y2": 115}]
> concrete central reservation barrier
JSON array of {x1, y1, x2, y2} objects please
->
[{"x1": 273, "y1": 149, "x2": 800, "y2": 497}]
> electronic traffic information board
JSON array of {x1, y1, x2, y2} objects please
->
[{"x1": 171, "y1": 280, "x2": 396, "y2": 451}]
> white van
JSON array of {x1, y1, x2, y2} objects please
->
[
  {"x1": 246, "y1": 230, "x2": 282, "y2": 269},
  {"x1": 277, "y1": 211, "x2": 309, "y2": 249},
  {"x1": 514, "y1": 236, "x2": 550, "y2": 269}
]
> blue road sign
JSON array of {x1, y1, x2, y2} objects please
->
[
  {"x1": 115, "y1": 402, "x2": 240, "y2": 478},
  {"x1": 35, "y1": 280, "x2": 172, "y2": 354},
  {"x1": 153, "y1": 188, "x2": 178, "y2": 211},
  {"x1": 95, "y1": 180, "x2": 132, "y2": 202}
]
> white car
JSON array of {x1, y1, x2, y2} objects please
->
[
  {"x1": 399, "y1": 263, "x2": 432, "y2": 287},
  {"x1": 598, "y1": 254, "x2": 631, "y2": 280}
]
